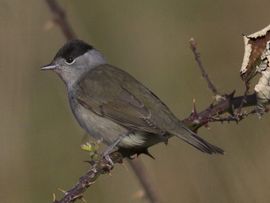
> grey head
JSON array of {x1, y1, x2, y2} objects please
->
[{"x1": 42, "y1": 39, "x2": 107, "y2": 87}]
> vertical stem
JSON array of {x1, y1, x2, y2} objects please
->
[
  {"x1": 128, "y1": 159, "x2": 162, "y2": 203},
  {"x1": 45, "y1": 0, "x2": 76, "y2": 40}
]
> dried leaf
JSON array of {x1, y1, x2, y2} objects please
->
[
  {"x1": 254, "y1": 52, "x2": 270, "y2": 115},
  {"x1": 240, "y1": 24, "x2": 270, "y2": 82}
]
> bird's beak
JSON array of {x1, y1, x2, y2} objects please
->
[{"x1": 41, "y1": 63, "x2": 59, "y2": 71}]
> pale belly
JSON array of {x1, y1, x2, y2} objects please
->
[{"x1": 68, "y1": 94, "x2": 149, "y2": 148}]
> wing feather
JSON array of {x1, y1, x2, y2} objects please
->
[{"x1": 75, "y1": 64, "x2": 170, "y2": 134}]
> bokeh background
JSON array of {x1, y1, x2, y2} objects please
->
[{"x1": 1, "y1": 0, "x2": 270, "y2": 202}]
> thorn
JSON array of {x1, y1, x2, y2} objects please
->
[
  {"x1": 52, "y1": 193, "x2": 56, "y2": 202},
  {"x1": 192, "y1": 98, "x2": 197, "y2": 114},
  {"x1": 228, "y1": 99, "x2": 236, "y2": 115},
  {"x1": 81, "y1": 197, "x2": 87, "y2": 203},
  {"x1": 58, "y1": 188, "x2": 68, "y2": 195},
  {"x1": 227, "y1": 90, "x2": 236, "y2": 99},
  {"x1": 189, "y1": 37, "x2": 196, "y2": 45},
  {"x1": 91, "y1": 167, "x2": 98, "y2": 173},
  {"x1": 215, "y1": 94, "x2": 226, "y2": 102},
  {"x1": 191, "y1": 98, "x2": 198, "y2": 119},
  {"x1": 90, "y1": 181, "x2": 96, "y2": 185}
]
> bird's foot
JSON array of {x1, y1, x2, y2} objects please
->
[
  {"x1": 101, "y1": 135, "x2": 127, "y2": 165},
  {"x1": 102, "y1": 153, "x2": 114, "y2": 166}
]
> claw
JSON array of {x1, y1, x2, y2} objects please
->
[
  {"x1": 58, "y1": 188, "x2": 67, "y2": 195},
  {"x1": 104, "y1": 154, "x2": 114, "y2": 166}
]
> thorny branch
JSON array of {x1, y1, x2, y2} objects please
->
[
  {"x1": 183, "y1": 92, "x2": 257, "y2": 131},
  {"x1": 45, "y1": 1, "x2": 262, "y2": 203},
  {"x1": 53, "y1": 152, "x2": 124, "y2": 203}
]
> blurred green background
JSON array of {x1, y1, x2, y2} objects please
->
[{"x1": 1, "y1": 0, "x2": 270, "y2": 202}]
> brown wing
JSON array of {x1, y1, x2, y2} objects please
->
[{"x1": 75, "y1": 64, "x2": 174, "y2": 135}]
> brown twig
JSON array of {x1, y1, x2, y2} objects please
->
[
  {"x1": 45, "y1": 0, "x2": 76, "y2": 40},
  {"x1": 189, "y1": 38, "x2": 220, "y2": 95},
  {"x1": 128, "y1": 159, "x2": 162, "y2": 203}
]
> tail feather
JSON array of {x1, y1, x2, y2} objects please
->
[{"x1": 172, "y1": 125, "x2": 224, "y2": 154}]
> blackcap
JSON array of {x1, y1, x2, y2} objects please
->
[{"x1": 42, "y1": 39, "x2": 223, "y2": 158}]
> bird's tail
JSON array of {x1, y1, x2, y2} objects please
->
[{"x1": 171, "y1": 125, "x2": 224, "y2": 154}]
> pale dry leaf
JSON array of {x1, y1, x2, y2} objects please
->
[
  {"x1": 254, "y1": 53, "x2": 270, "y2": 115},
  {"x1": 240, "y1": 24, "x2": 270, "y2": 82}
]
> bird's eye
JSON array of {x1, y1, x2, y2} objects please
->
[{"x1": 65, "y1": 57, "x2": 75, "y2": 65}]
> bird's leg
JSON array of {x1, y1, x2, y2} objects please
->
[{"x1": 102, "y1": 134, "x2": 126, "y2": 165}]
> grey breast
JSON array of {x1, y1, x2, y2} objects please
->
[
  {"x1": 67, "y1": 89, "x2": 129, "y2": 146},
  {"x1": 68, "y1": 89, "x2": 152, "y2": 148}
]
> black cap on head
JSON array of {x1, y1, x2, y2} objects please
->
[{"x1": 54, "y1": 39, "x2": 93, "y2": 61}]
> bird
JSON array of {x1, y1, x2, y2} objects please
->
[{"x1": 42, "y1": 39, "x2": 223, "y2": 159}]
